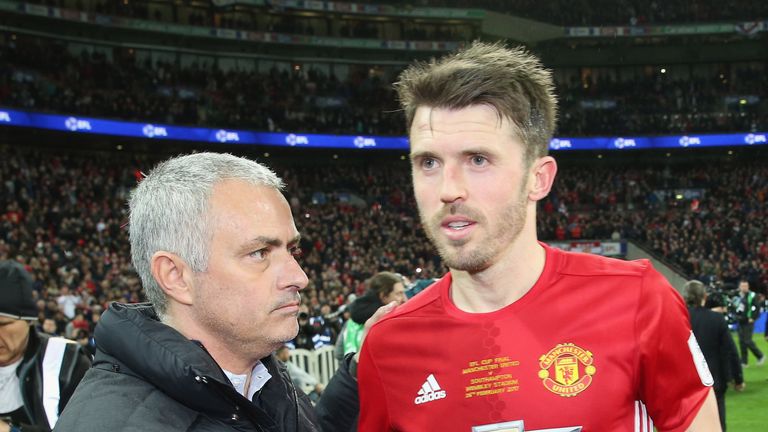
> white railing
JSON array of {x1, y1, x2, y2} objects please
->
[{"x1": 287, "y1": 346, "x2": 340, "y2": 386}]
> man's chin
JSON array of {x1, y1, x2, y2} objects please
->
[
  {"x1": 288, "y1": 323, "x2": 300, "y2": 339},
  {"x1": 441, "y1": 252, "x2": 492, "y2": 273}
]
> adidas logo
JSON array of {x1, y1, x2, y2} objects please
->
[{"x1": 414, "y1": 374, "x2": 447, "y2": 405}]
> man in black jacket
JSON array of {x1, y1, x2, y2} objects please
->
[
  {"x1": 683, "y1": 280, "x2": 744, "y2": 431},
  {"x1": 0, "y1": 260, "x2": 90, "y2": 432},
  {"x1": 338, "y1": 272, "x2": 406, "y2": 359},
  {"x1": 55, "y1": 153, "x2": 360, "y2": 432}
]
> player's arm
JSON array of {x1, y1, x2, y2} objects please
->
[
  {"x1": 317, "y1": 303, "x2": 396, "y2": 432},
  {"x1": 357, "y1": 302, "x2": 398, "y2": 432},
  {"x1": 683, "y1": 389, "x2": 720, "y2": 431},
  {"x1": 636, "y1": 267, "x2": 716, "y2": 431},
  {"x1": 358, "y1": 343, "x2": 392, "y2": 432}
]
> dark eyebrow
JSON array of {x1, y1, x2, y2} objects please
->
[
  {"x1": 460, "y1": 148, "x2": 495, "y2": 157},
  {"x1": 410, "y1": 148, "x2": 494, "y2": 163},
  {"x1": 409, "y1": 151, "x2": 439, "y2": 163},
  {"x1": 288, "y1": 234, "x2": 302, "y2": 247},
  {"x1": 237, "y1": 234, "x2": 302, "y2": 255}
]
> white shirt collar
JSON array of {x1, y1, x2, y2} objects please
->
[
  {"x1": 222, "y1": 360, "x2": 272, "y2": 401},
  {"x1": 0, "y1": 357, "x2": 24, "y2": 413}
]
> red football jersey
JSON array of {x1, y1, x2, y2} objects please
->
[{"x1": 358, "y1": 244, "x2": 712, "y2": 432}]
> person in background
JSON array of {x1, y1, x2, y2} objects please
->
[
  {"x1": 683, "y1": 280, "x2": 744, "y2": 431},
  {"x1": 735, "y1": 279, "x2": 765, "y2": 366},
  {"x1": 308, "y1": 304, "x2": 341, "y2": 349},
  {"x1": 0, "y1": 260, "x2": 90, "y2": 432},
  {"x1": 55, "y1": 286, "x2": 80, "y2": 320},
  {"x1": 293, "y1": 311, "x2": 316, "y2": 351},
  {"x1": 340, "y1": 272, "x2": 406, "y2": 358},
  {"x1": 40, "y1": 318, "x2": 58, "y2": 337},
  {"x1": 64, "y1": 310, "x2": 89, "y2": 339},
  {"x1": 74, "y1": 329, "x2": 96, "y2": 360}
]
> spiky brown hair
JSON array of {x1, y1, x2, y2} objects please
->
[{"x1": 395, "y1": 41, "x2": 558, "y2": 164}]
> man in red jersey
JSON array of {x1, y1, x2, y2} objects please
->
[{"x1": 357, "y1": 42, "x2": 721, "y2": 432}]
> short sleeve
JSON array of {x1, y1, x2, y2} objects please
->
[{"x1": 635, "y1": 266, "x2": 712, "y2": 431}]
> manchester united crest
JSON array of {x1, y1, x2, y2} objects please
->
[{"x1": 538, "y1": 343, "x2": 596, "y2": 397}]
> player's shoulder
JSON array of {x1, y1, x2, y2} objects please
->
[
  {"x1": 548, "y1": 246, "x2": 680, "y2": 303},
  {"x1": 553, "y1": 246, "x2": 650, "y2": 278}
]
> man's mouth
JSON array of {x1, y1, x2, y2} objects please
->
[{"x1": 446, "y1": 221, "x2": 472, "y2": 230}]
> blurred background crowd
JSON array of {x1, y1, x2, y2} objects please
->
[
  {"x1": 2, "y1": 145, "x2": 766, "y2": 351},
  {"x1": 0, "y1": 0, "x2": 766, "y2": 353}
]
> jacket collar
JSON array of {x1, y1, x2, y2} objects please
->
[{"x1": 94, "y1": 303, "x2": 242, "y2": 417}]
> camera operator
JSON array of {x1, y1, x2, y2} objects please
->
[
  {"x1": 734, "y1": 279, "x2": 765, "y2": 366},
  {"x1": 704, "y1": 282, "x2": 730, "y2": 315}
]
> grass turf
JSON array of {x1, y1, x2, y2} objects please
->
[{"x1": 725, "y1": 332, "x2": 767, "y2": 431}]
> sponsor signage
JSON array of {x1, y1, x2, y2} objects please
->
[
  {"x1": 547, "y1": 241, "x2": 627, "y2": 257},
  {"x1": 1, "y1": 108, "x2": 766, "y2": 152}
]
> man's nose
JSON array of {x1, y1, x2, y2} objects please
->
[{"x1": 439, "y1": 163, "x2": 467, "y2": 204}]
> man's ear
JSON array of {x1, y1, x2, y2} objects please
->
[
  {"x1": 528, "y1": 156, "x2": 558, "y2": 201},
  {"x1": 150, "y1": 251, "x2": 195, "y2": 306}
]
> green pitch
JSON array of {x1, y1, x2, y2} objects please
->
[{"x1": 726, "y1": 332, "x2": 767, "y2": 431}]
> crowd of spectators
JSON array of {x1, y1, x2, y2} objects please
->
[
  {"x1": 26, "y1": 0, "x2": 768, "y2": 29},
  {"x1": 23, "y1": 0, "x2": 477, "y2": 42},
  {"x1": 3, "y1": 34, "x2": 766, "y2": 137},
  {"x1": 2, "y1": 143, "x2": 766, "y2": 351},
  {"x1": 0, "y1": 145, "x2": 440, "y2": 353},
  {"x1": 2, "y1": 34, "x2": 403, "y2": 135},
  {"x1": 558, "y1": 68, "x2": 768, "y2": 135},
  {"x1": 415, "y1": 0, "x2": 768, "y2": 26},
  {"x1": 537, "y1": 160, "x2": 768, "y2": 291}
]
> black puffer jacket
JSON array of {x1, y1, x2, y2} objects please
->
[{"x1": 54, "y1": 303, "x2": 320, "y2": 432}]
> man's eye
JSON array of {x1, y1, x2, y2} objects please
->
[
  {"x1": 249, "y1": 249, "x2": 268, "y2": 261},
  {"x1": 291, "y1": 247, "x2": 304, "y2": 259},
  {"x1": 471, "y1": 155, "x2": 488, "y2": 166},
  {"x1": 421, "y1": 158, "x2": 437, "y2": 170}
]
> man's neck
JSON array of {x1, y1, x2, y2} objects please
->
[{"x1": 449, "y1": 239, "x2": 546, "y2": 313}]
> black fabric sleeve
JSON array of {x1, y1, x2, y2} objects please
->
[
  {"x1": 59, "y1": 345, "x2": 92, "y2": 413},
  {"x1": 315, "y1": 353, "x2": 359, "y2": 432}
]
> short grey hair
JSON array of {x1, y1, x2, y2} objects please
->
[
  {"x1": 128, "y1": 152, "x2": 284, "y2": 317},
  {"x1": 682, "y1": 280, "x2": 706, "y2": 308}
]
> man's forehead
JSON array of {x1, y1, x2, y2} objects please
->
[
  {"x1": 410, "y1": 105, "x2": 516, "y2": 138},
  {"x1": 415, "y1": 104, "x2": 500, "y2": 122},
  {"x1": 210, "y1": 180, "x2": 292, "y2": 224},
  {"x1": 211, "y1": 179, "x2": 281, "y2": 202}
]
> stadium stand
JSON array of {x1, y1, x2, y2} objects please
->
[
  {"x1": 3, "y1": 32, "x2": 766, "y2": 136},
  {"x1": 2, "y1": 5, "x2": 767, "y2": 424},
  {"x1": 2, "y1": 144, "x2": 766, "y2": 348},
  {"x1": 404, "y1": 0, "x2": 768, "y2": 26},
  {"x1": 22, "y1": 0, "x2": 768, "y2": 27}
]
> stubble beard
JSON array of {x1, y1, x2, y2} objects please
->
[
  {"x1": 421, "y1": 193, "x2": 528, "y2": 274},
  {"x1": 193, "y1": 277, "x2": 301, "y2": 358}
]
